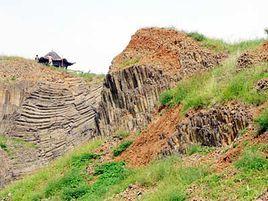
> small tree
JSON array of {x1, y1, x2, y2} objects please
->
[{"x1": 265, "y1": 28, "x2": 268, "y2": 36}]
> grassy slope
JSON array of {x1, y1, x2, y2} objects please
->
[
  {"x1": 0, "y1": 37, "x2": 267, "y2": 201},
  {"x1": 160, "y1": 38, "x2": 267, "y2": 114},
  {"x1": 1, "y1": 136, "x2": 267, "y2": 201}
]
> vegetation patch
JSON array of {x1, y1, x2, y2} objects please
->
[
  {"x1": 255, "y1": 108, "x2": 268, "y2": 133},
  {"x1": 235, "y1": 152, "x2": 268, "y2": 172},
  {"x1": 187, "y1": 32, "x2": 207, "y2": 42},
  {"x1": 186, "y1": 144, "x2": 215, "y2": 156},
  {"x1": 0, "y1": 139, "x2": 102, "y2": 201},
  {"x1": 0, "y1": 136, "x2": 8, "y2": 152},
  {"x1": 113, "y1": 141, "x2": 133, "y2": 157},
  {"x1": 159, "y1": 54, "x2": 268, "y2": 114},
  {"x1": 187, "y1": 31, "x2": 263, "y2": 53},
  {"x1": 115, "y1": 130, "x2": 130, "y2": 138},
  {"x1": 119, "y1": 57, "x2": 141, "y2": 68}
]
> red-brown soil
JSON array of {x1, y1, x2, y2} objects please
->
[
  {"x1": 117, "y1": 106, "x2": 182, "y2": 167},
  {"x1": 111, "y1": 27, "x2": 223, "y2": 75}
]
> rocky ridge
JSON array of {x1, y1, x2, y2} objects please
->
[{"x1": 98, "y1": 28, "x2": 224, "y2": 135}]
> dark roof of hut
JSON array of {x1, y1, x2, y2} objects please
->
[{"x1": 44, "y1": 51, "x2": 62, "y2": 60}]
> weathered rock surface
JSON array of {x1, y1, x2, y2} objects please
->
[
  {"x1": 0, "y1": 57, "x2": 103, "y2": 186},
  {"x1": 98, "y1": 28, "x2": 223, "y2": 135},
  {"x1": 236, "y1": 41, "x2": 268, "y2": 69},
  {"x1": 255, "y1": 78, "x2": 268, "y2": 92},
  {"x1": 163, "y1": 103, "x2": 252, "y2": 155}
]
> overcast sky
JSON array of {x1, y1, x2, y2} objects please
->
[{"x1": 0, "y1": 0, "x2": 267, "y2": 73}]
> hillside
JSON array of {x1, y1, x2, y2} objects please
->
[
  {"x1": 0, "y1": 57, "x2": 104, "y2": 187},
  {"x1": 0, "y1": 28, "x2": 267, "y2": 201},
  {"x1": 98, "y1": 28, "x2": 224, "y2": 136}
]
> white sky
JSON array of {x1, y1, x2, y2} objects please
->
[{"x1": 0, "y1": 0, "x2": 267, "y2": 74}]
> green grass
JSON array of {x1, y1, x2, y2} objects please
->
[
  {"x1": 255, "y1": 108, "x2": 268, "y2": 133},
  {"x1": 194, "y1": 143, "x2": 268, "y2": 200},
  {"x1": 186, "y1": 144, "x2": 215, "y2": 156},
  {"x1": 235, "y1": 152, "x2": 268, "y2": 172},
  {"x1": 119, "y1": 57, "x2": 141, "y2": 68},
  {"x1": 159, "y1": 53, "x2": 268, "y2": 114},
  {"x1": 74, "y1": 71, "x2": 105, "y2": 82},
  {"x1": 113, "y1": 141, "x2": 133, "y2": 157},
  {"x1": 115, "y1": 130, "x2": 130, "y2": 138},
  {"x1": 0, "y1": 139, "x2": 102, "y2": 201},
  {"x1": 48, "y1": 66, "x2": 105, "y2": 83},
  {"x1": 1, "y1": 139, "x2": 267, "y2": 201},
  {"x1": 44, "y1": 161, "x2": 128, "y2": 201},
  {"x1": 0, "y1": 136, "x2": 8, "y2": 152},
  {"x1": 187, "y1": 31, "x2": 263, "y2": 53},
  {"x1": 0, "y1": 135, "x2": 36, "y2": 155}
]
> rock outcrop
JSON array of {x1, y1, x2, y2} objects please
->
[
  {"x1": 255, "y1": 78, "x2": 268, "y2": 92},
  {"x1": 163, "y1": 103, "x2": 252, "y2": 155},
  {"x1": 0, "y1": 57, "x2": 103, "y2": 186},
  {"x1": 98, "y1": 28, "x2": 223, "y2": 135},
  {"x1": 236, "y1": 41, "x2": 268, "y2": 69}
]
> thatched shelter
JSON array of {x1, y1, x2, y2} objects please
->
[{"x1": 38, "y1": 51, "x2": 75, "y2": 69}]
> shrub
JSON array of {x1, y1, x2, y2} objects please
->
[
  {"x1": 113, "y1": 141, "x2": 133, "y2": 157},
  {"x1": 187, "y1": 32, "x2": 207, "y2": 42},
  {"x1": 0, "y1": 136, "x2": 8, "y2": 152},
  {"x1": 255, "y1": 109, "x2": 268, "y2": 133},
  {"x1": 159, "y1": 90, "x2": 174, "y2": 106}
]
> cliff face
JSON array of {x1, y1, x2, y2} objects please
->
[
  {"x1": 163, "y1": 103, "x2": 252, "y2": 155},
  {"x1": 98, "y1": 28, "x2": 223, "y2": 135},
  {"x1": 0, "y1": 57, "x2": 103, "y2": 186},
  {"x1": 98, "y1": 65, "x2": 179, "y2": 135}
]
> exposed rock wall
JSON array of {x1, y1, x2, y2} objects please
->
[
  {"x1": 0, "y1": 58, "x2": 103, "y2": 186},
  {"x1": 0, "y1": 77, "x2": 102, "y2": 185},
  {"x1": 0, "y1": 82, "x2": 30, "y2": 134},
  {"x1": 163, "y1": 103, "x2": 252, "y2": 155},
  {"x1": 98, "y1": 28, "x2": 223, "y2": 135},
  {"x1": 98, "y1": 65, "x2": 179, "y2": 135}
]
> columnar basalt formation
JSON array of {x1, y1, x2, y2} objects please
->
[
  {"x1": 0, "y1": 57, "x2": 103, "y2": 186},
  {"x1": 98, "y1": 28, "x2": 223, "y2": 135},
  {"x1": 163, "y1": 103, "x2": 252, "y2": 155},
  {"x1": 236, "y1": 41, "x2": 268, "y2": 69}
]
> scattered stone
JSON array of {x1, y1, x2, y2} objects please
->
[
  {"x1": 112, "y1": 184, "x2": 146, "y2": 201},
  {"x1": 255, "y1": 78, "x2": 268, "y2": 92}
]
